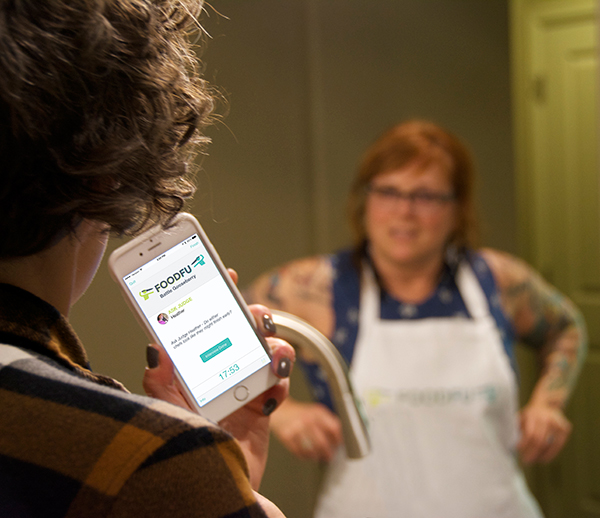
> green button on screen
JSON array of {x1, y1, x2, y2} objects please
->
[{"x1": 201, "y1": 338, "x2": 232, "y2": 362}]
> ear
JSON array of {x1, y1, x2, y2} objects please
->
[{"x1": 71, "y1": 219, "x2": 110, "y2": 304}]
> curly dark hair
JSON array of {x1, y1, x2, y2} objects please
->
[{"x1": 0, "y1": 0, "x2": 215, "y2": 258}]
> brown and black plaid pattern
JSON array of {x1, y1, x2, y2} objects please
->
[{"x1": 0, "y1": 284, "x2": 266, "y2": 517}]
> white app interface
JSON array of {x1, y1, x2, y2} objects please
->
[{"x1": 123, "y1": 234, "x2": 270, "y2": 406}]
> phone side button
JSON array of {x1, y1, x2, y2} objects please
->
[{"x1": 233, "y1": 385, "x2": 249, "y2": 402}]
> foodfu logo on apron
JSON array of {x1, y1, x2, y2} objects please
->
[{"x1": 365, "y1": 384, "x2": 498, "y2": 408}]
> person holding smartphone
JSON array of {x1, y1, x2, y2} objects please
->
[
  {"x1": 109, "y1": 213, "x2": 285, "y2": 424},
  {"x1": 246, "y1": 120, "x2": 587, "y2": 518},
  {"x1": 0, "y1": 1, "x2": 294, "y2": 517}
]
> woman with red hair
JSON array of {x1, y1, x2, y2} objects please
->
[{"x1": 247, "y1": 120, "x2": 586, "y2": 518}]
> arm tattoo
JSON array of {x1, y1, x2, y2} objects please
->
[
  {"x1": 504, "y1": 272, "x2": 587, "y2": 400},
  {"x1": 504, "y1": 277, "x2": 572, "y2": 350},
  {"x1": 265, "y1": 273, "x2": 284, "y2": 306},
  {"x1": 289, "y1": 269, "x2": 331, "y2": 307}
]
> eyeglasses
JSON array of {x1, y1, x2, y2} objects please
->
[{"x1": 367, "y1": 185, "x2": 456, "y2": 212}]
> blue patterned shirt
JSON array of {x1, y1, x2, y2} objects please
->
[{"x1": 302, "y1": 249, "x2": 517, "y2": 411}]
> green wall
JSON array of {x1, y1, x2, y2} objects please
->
[{"x1": 71, "y1": 2, "x2": 513, "y2": 516}]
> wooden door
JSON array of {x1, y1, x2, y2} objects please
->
[{"x1": 512, "y1": 0, "x2": 600, "y2": 516}]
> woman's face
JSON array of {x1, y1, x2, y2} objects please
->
[{"x1": 364, "y1": 162, "x2": 458, "y2": 271}]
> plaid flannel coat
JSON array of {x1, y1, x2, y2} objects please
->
[{"x1": 0, "y1": 284, "x2": 267, "y2": 518}]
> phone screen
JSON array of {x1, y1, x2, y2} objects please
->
[{"x1": 122, "y1": 233, "x2": 270, "y2": 407}]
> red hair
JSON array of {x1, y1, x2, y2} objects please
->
[{"x1": 348, "y1": 120, "x2": 479, "y2": 252}]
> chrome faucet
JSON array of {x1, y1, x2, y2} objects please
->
[{"x1": 271, "y1": 310, "x2": 370, "y2": 459}]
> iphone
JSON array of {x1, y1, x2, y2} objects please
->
[{"x1": 108, "y1": 213, "x2": 277, "y2": 422}]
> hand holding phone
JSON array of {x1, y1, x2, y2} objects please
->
[
  {"x1": 144, "y1": 328, "x2": 293, "y2": 489},
  {"x1": 109, "y1": 213, "x2": 280, "y2": 422}
]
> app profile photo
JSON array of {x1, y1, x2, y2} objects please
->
[{"x1": 157, "y1": 313, "x2": 169, "y2": 325}]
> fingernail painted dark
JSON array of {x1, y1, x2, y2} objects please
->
[
  {"x1": 146, "y1": 346, "x2": 159, "y2": 369},
  {"x1": 262, "y1": 398, "x2": 278, "y2": 416},
  {"x1": 263, "y1": 314, "x2": 276, "y2": 334},
  {"x1": 277, "y1": 357, "x2": 291, "y2": 378}
]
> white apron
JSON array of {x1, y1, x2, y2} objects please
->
[{"x1": 314, "y1": 263, "x2": 543, "y2": 518}]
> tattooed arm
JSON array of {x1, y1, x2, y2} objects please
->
[
  {"x1": 244, "y1": 255, "x2": 336, "y2": 338},
  {"x1": 244, "y1": 256, "x2": 343, "y2": 462},
  {"x1": 481, "y1": 248, "x2": 587, "y2": 464}
]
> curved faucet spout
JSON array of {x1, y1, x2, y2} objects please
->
[{"x1": 271, "y1": 310, "x2": 370, "y2": 459}]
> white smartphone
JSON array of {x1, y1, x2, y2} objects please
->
[{"x1": 108, "y1": 212, "x2": 277, "y2": 422}]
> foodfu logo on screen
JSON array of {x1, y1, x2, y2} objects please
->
[{"x1": 138, "y1": 256, "x2": 205, "y2": 302}]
